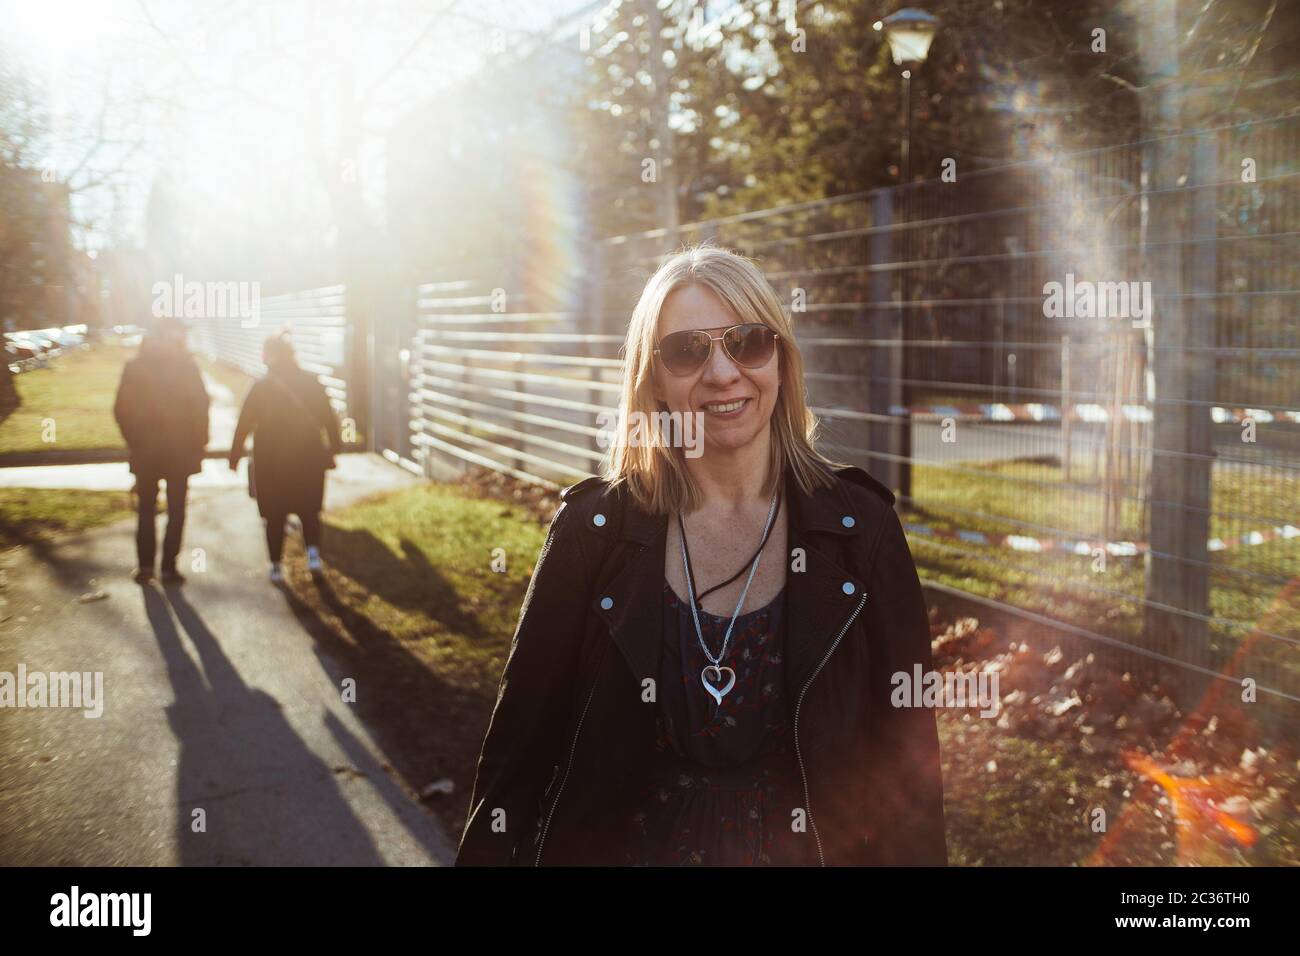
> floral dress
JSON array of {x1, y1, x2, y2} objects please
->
[{"x1": 619, "y1": 580, "x2": 819, "y2": 866}]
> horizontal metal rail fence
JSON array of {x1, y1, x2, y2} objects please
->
[{"x1": 407, "y1": 282, "x2": 621, "y2": 486}]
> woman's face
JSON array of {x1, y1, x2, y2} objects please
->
[{"x1": 650, "y1": 283, "x2": 780, "y2": 457}]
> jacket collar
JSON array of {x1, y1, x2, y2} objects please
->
[
  {"x1": 611, "y1": 460, "x2": 869, "y2": 546},
  {"x1": 593, "y1": 461, "x2": 873, "y2": 721}
]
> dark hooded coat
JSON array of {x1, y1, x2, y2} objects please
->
[
  {"x1": 230, "y1": 363, "x2": 342, "y2": 518},
  {"x1": 113, "y1": 338, "x2": 209, "y2": 477}
]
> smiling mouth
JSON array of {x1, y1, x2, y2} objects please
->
[{"x1": 701, "y1": 398, "x2": 750, "y2": 415}]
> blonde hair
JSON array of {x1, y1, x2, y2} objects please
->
[{"x1": 605, "y1": 243, "x2": 842, "y2": 514}]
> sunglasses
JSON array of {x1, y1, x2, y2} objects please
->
[{"x1": 653, "y1": 323, "x2": 780, "y2": 376}]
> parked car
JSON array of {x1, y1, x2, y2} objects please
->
[{"x1": 5, "y1": 341, "x2": 37, "y2": 362}]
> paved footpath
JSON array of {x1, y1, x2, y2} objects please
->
[{"x1": 0, "y1": 453, "x2": 456, "y2": 865}]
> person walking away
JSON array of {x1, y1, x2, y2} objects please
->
[
  {"x1": 227, "y1": 332, "x2": 343, "y2": 583},
  {"x1": 113, "y1": 316, "x2": 210, "y2": 585}
]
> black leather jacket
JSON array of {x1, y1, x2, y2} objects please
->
[{"x1": 455, "y1": 461, "x2": 947, "y2": 866}]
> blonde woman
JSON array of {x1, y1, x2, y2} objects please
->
[{"x1": 457, "y1": 245, "x2": 945, "y2": 867}]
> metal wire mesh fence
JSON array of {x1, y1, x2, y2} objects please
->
[{"x1": 378, "y1": 113, "x2": 1299, "y2": 712}]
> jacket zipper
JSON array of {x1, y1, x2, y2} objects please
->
[
  {"x1": 533, "y1": 667, "x2": 601, "y2": 866},
  {"x1": 794, "y1": 590, "x2": 869, "y2": 867}
]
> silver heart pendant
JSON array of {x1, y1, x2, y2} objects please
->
[{"x1": 701, "y1": 665, "x2": 736, "y2": 706}]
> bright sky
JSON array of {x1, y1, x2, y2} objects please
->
[{"x1": 0, "y1": 0, "x2": 603, "y2": 253}]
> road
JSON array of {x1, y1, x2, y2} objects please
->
[
  {"x1": 0, "y1": 453, "x2": 455, "y2": 866},
  {"x1": 911, "y1": 420, "x2": 1298, "y2": 465}
]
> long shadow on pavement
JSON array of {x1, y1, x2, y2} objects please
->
[
  {"x1": 275, "y1": 570, "x2": 486, "y2": 852},
  {"x1": 142, "y1": 585, "x2": 389, "y2": 864}
]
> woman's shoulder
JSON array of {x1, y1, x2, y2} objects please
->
[
  {"x1": 821, "y1": 464, "x2": 915, "y2": 574},
  {"x1": 534, "y1": 476, "x2": 633, "y2": 570},
  {"x1": 811, "y1": 461, "x2": 901, "y2": 557},
  {"x1": 558, "y1": 474, "x2": 629, "y2": 517},
  {"x1": 555, "y1": 474, "x2": 639, "y2": 533},
  {"x1": 559, "y1": 474, "x2": 609, "y2": 503},
  {"x1": 803, "y1": 459, "x2": 895, "y2": 521},
  {"x1": 828, "y1": 463, "x2": 895, "y2": 509}
]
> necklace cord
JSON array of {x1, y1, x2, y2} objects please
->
[
  {"x1": 678, "y1": 486, "x2": 781, "y2": 668},
  {"x1": 681, "y1": 494, "x2": 782, "y2": 610}
]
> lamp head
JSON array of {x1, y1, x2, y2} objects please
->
[{"x1": 875, "y1": 8, "x2": 940, "y2": 67}]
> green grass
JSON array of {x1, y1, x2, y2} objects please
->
[
  {"x1": 0, "y1": 346, "x2": 132, "y2": 453},
  {"x1": 0, "y1": 487, "x2": 134, "y2": 550},
  {"x1": 905, "y1": 458, "x2": 1300, "y2": 687},
  {"x1": 318, "y1": 481, "x2": 548, "y2": 667},
  {"x1": 939, "y1": 715, "x2": 1120, "y2": 866}
]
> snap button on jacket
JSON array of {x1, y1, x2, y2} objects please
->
[{"x1": 455, "y1": 461, "x2": 947, "y2": 866}]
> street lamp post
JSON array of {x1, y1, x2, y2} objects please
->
[
  {"x1": 875, "y1": 8, "x2": 940, "y2": 185},
  {"x1": 902, "y1": 67, "x2": 912, "y2": 186},
  {"x1": 873, "y1": 8, "x2": 939, "y2": 503}
]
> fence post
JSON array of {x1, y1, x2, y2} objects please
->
[
  {"x1": 342, "y1": 282, "x2": 373, "y2": 451},
  {"x1": 1061, "y1": 335, "x2": 1072, "y2": 482},
  {"x1": 417, "y1": 288, "x2": 432, "y2": 480},
  {"x1": 587, "y1": 240, "x2": 608, "y2": 468},
  {"x1": 399, "y1": 284, "x2": 416, "y2": 463},
  {"x1": 1140, "y1": 4, "x2": 1214, "y2": 699},
  {"x1": 868, "y1": 189, "x2": 905, "y2": 498},
  {"x1": 371, "y1": 279, "x2": 401, "y2": 459},
  {"x1": 512, "y1": 354, "x2": 526, "y2": 474},
  {"x1": 1183, "y1": 129, "x2": 1218, "y2": 677}
]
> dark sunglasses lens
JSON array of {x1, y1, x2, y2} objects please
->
[
  {"x1": 725, "y1": 325, "x2": 776, "y2": 367},
  {"x1": 660, "y1": 330, "x2": 711, "y2": 374}
]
